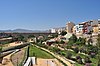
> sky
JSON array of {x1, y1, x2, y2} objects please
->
[{"x1": 0, "y1": 0, "x2": 100, "y2": 30}]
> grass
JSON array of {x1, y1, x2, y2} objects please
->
[
  {"x1": 33, "y1": 45, "x2": 68, "y2": 66},
  {"x1": 29, "y1": 45, "x2": 54, "y2": 59}
]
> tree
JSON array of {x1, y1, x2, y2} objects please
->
[
  {"x1": 66, "y1": 52, "x2": 72, "y2": 59},
  {"x1": 0, "y1": 47, "x2": 2, "y2": 52},
  {"x1": 0, "y1": 42, "x2": 2, "y2": 52},
  {"x1": 8, "y1": 34, "x2": 13, "y2": 37},
  {"x1": 28, "y1": 35, "x2": 35, "y2": 38},
  {"x1": 73, "y1": 47, "x2": 79, "y2": 53},
  {"x1": 84, "y1": 56, "x2": 91, "y2": 63},
  {"x1": 87, "y1": 38, "x2": 93, "y2": 45},
  {"x1": 60, "y1": 31, "x2": 67, "y2": 36},
  {"x1": 0, "y1": 43, "x2": 2, "y2": 56},
  {"x1": 68, "y1": 34, "x2": 77, "y2": 44},
  {"x1": 52, "y1": 47, "x2": 60, "y2": 53},
  {"x1": 75, "y1": 37, "x2": 86, "y2": 46},
  {"x1": 17, "y1": 35, "x2": 24, "y2": 41},
  {"x1": 78, "y1": 37, "x2": 86, "y2": 44},
  {"x1": 59, "y1": 40, "x2": 65, "y2": 44},
  {"x1": 51, "y1": 34, "x2": 58, "y2": 38}
]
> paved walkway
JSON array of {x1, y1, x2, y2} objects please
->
[
  {"x1": 35, "y1": 45, "x2": 75, "y2": 66},
  {"x1": 0, "y1": 53, "x2": 14, "y2": 66},
  {"x1": 0, "y1": 42, "x2": 23, "y2": 66}
]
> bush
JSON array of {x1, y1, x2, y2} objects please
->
[
  {"x1": 60, "y1": 51, "x2": 66, "y2": 56},
  {"x1": 59, "y1": 40, "x2": 65, "y2": 44},
  {"x1": 80, "y1": 47, "x2": 86, "y2": 53},
  {"x1": 69, "y1": 34, "x2": 77, "y2": 43},
  {"x1": 85, "y1": 63, "x2": 91, "y2": 66},
  {"x1": 66, "y1": 45, "x2": 72, "y2": 49},
  {"x1": 66, "y1": 52, "x2": 72, "y2": 59},
  {"x1": 77, "y1": 58, "x2": 83, "y2": 64},
  {"x1": 60, "y1": 31, "x2": 67, "y2": 36},
  {"x1": 76, "y1": 56, "x2": 83, "y2": 64},
  {"x1": 84, "y1": 57, "x2": 92, "y2": 63},
  {"x1": 90, "y1": 52, "x2": 96, "y2": 58},
  {"x1": 76, "y1": 56, "x2": 81, "y2": 60},
  {"x1": 0, "y1": 47, "x2": 2, "y2": 52},
  {"x1": 73, "y1": 47, "x2": 79, "y2": 53},
  {"x1": 70, "y1": 58, "x2": 76, "y2": 61}
]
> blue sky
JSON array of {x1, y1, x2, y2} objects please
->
[{"x1": 0, "y1": 0, "x2": 100, "y2": 30}]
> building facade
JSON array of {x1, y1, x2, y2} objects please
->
[
  {"x1": 73, "y1": 24, "x2": 84, "y2": 35},
  {"x1": 66, "y1": 22, "x2": 75, "y2": 33},
  {"x1": 91, "y1": 19, "x2": 100, "y2": 34},
  {"x1": 50, "y1": 27, "x2": 66, "y2": 34}
]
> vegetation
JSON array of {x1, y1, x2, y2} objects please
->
[
  {"x1": 28, "y1": 35, "x2": 35, "y2": 38},
  {"x1": 17, "y1": 35, "x2": 24, "y2": 41},
  {"x1": 29, "y1": 45, "x2": 54, "y2": 59},
  {"x1": 64, "y1": 34, "x2": 99, "y2": 66},
  {"x1": 2, "y1": 43, "x2": 30, "y2": 52},
  {"x1": 0, "y1": 46, "x2": 2, "y2": 56},
  {"x1": 51, "y1": 34, "x2": 58, "y2": 38},
  {"x1": 97, "y1": 34, "x2": 100, "y2": 66},
  {"x1": 59, "y1": 40, "x2": 65, "y2": 44},
  {"x1": 60, "y1": 31, "x2": 67, "y2": 36},
  {"x1": 68, "y1": 34, "x2": 77, "y2": 44}
]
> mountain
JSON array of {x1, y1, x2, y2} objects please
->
[{"x1": 0, "y1": 29, "x2": 50, "y2": 33}]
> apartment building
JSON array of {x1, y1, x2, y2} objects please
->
[
  {"x1": 73, "y1": 22, "x2": 92, "y2": 36},
  {"x1": 91, "y1": 19, "x2": 100, "y2": 34},
  {"x1": 81, "y1": 21, "x2": 92, "y2": 34},
  {"x1": 73, "y1": 24, "x2": 84, "y2": 35},
  {"x1": 66, "y1": 22, "x2": 75, "y2": 33}
]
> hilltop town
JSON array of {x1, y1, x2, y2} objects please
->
[
  {"x1": 51, "y1": 19, "x2": 100, "y2": 45},
  {"x1": 0, "y1": 19, "x2": 100, "y2": 66}
]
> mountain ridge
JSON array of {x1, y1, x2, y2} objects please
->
[{"x1": 0, "y1": 29, "x2": 50, "y2": 33}]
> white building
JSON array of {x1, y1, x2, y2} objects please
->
[
  {"x1": 51, "y1": 28, "x2": 56, "y2": 33},
  {"x1": 73, "y1": 24, "x2": 84, "y2": 35},
  {"x1": 50, "y1": 27, "x2": 66, "y2": 34}
]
